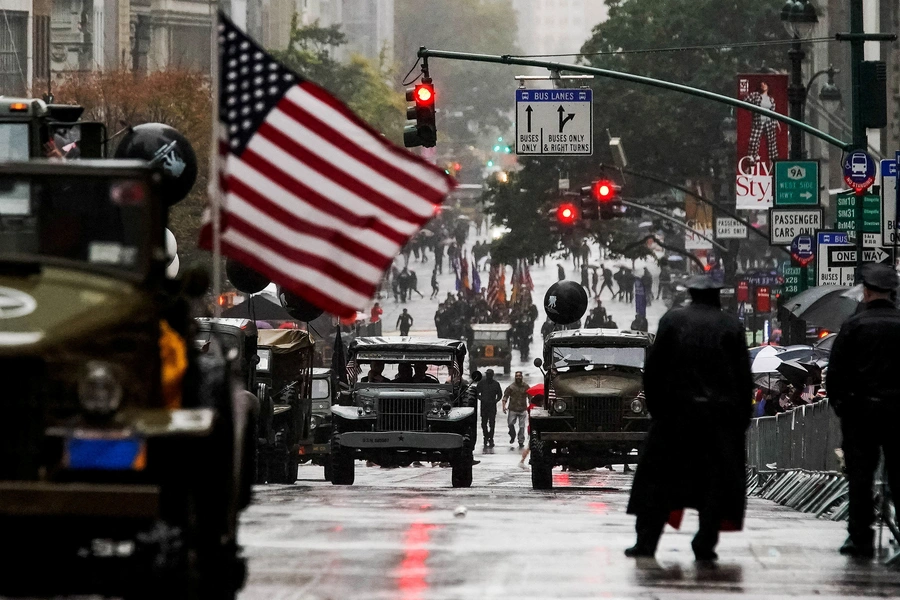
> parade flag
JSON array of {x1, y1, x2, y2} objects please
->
[{"x1": 200, "y1": 13, "x2": 455, "y2": 317}]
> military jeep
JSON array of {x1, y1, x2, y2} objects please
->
[
  {"x1": 330, "y1": 337, "x2": 477, "y2": 487},
  {"x1": 0, "y1": 97, "x2": 105, "y2": 161},
  {"x1": 468, "y1": 323, "x2": 513, "y2": 374},
  {"x1": 0, "y1": 161, "x2": 254, "y2": 598},
  {"x1": 254, "y1": 329, "x2": 315, "y2": 484},
  {"x1": 310, "y1": 367, "x2": 336, "y2": 479},
  {"x1": 530, "y1": 329, "x2": 653, "y2": 489}
]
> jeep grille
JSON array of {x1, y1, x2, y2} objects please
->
[
  {"x1": 376, "y1": 397, "x2": 426, "y2": 432},
  {"x1": 570, "y1": 397, "x2": 623, "y2": 432}
]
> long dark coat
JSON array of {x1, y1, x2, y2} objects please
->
[{"x1": 627, "y1": 300, "x2": 753, "y2": 530}]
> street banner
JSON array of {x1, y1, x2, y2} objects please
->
[
  {"x1": 684, "y1": 186, "x2": 714, "y2": 250},
  {"x1": 735, "y1": 73, "x2": 788, "y2": 211}
]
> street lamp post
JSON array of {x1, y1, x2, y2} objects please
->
[{"x1": 781, "y1": 0, "x2": 819, "y2": 160}]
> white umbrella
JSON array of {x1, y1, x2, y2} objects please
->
[{"x1": 751, "y1": 345, "x2": 783, "y2": 374}]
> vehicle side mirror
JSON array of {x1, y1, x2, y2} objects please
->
[
  {"x1": 533, "y1": 357, "x2": 543, "y2": 368},
  {"x1": 470, "y1": 370, "x2": 482, "y2": 382}
]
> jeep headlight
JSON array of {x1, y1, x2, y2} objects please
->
[
  {"x1": 553, "y1": 399, "x2": 567, "y2": 413},
  {"x1": 630, "y1": 398, "x2": 644, "y2": 414},
  {"x1": 78, "y1": 361, "x2": 123, "y2": 416},
  {"x1": 257, "y1": 348, "x2": 271, "y2": 373},
  {"x1": 310, "y1": 415, "x2": 320, "y2": 430},
  {"x1": 362, "y1": 399, "x2": 374, "y2": 415}
]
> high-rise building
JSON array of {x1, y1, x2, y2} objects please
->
[{"x1": 511, "y1": 0, "x2": 608, "y2": 59}]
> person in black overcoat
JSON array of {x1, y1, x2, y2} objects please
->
[
  {"x1": 625, "y1": 275, "x2": 753, "y2": 561},
  {"x1": 826, "y1": 263, "x2": 900, "y2": 559}
]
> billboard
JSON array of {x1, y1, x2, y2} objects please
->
[
  {"x1": 685, "y1": 187, "x2": 714, "y2": 250},
  {"x1": 735, "y1": 73, "x2": 788, "y2": 211}
]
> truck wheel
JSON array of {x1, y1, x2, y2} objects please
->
[
  {"x1": 330, "y1": 437, "x2": 355, "y2": 485},
  {"x1": 323, "y1": 455, "x2": 333, "y2": 482},
  {"x1": 530, "y1": 437, "x2": 553, "y2": 490},
  {"x1": 451, "y1": 451, "x2": 473, "y2": 488}
]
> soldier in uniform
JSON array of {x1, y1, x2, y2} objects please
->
[
  {"x1": 826, "y1": 263, "x2": 900, "y2": 558},
  {"x1": 625, "y1": 276, "x2": 752, "y2": 561}
]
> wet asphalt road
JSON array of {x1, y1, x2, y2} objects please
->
[{"x1": 238, "y1": 435, "x2": 900, "y2": 600}]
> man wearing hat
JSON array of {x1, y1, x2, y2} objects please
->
[
  {"x1": 827, "y1": 263, "x2": 900, "y2": 558},
  {"x1": 625, "y1": 275, "x2": 752, "y2": 561}
]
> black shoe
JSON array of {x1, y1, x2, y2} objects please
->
[
  {"x1": 624, "y1": 544, "x2": 655, "y2": 558},
  {"x1": 840, "y1": 537, "x2": 875, "y2": 558},
  {"x1": 518, "y1": 443, "x2": 524, "y2": 449},
  {"x1": 471, "y1": 458, "x2": 481, "y2": 466},
  {"x1": 693, "y1": 548, "x2": 719, "y2": 562},
  {"x1": 488, "y1": 439, "x2": 494, "y2": 447},
  {"x1": 509, "y1": 435, "x2": 515, "y2": 444}
]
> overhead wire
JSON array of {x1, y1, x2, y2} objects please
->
[
  {"x1": 507, "y1": 36, "x2": 837, "y2": 59},
  {"x1": 401, "y1": 56, "x2": 422, "y2": 86}
]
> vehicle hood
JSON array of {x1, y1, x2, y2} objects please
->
[
  {"x1": 0, "y1": 267, "x2": 148, "y2": 355},
  {"x1": 552, "y1": 370, "x2": 642, "y2": 398}
]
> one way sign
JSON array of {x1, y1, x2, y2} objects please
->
[{"x1": 827, "y1": 247, "x2": 891, "y2": 267}]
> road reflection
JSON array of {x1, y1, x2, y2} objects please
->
[{"x1": 396, "y1": 521, "x2": 438, "y2": 600}]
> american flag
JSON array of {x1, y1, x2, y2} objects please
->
[{"x1": 200, "y1": 13, "x2": 455, "y2": 317}]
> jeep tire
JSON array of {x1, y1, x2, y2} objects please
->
[
  {"x1": 530, "y1": 435, "x2": 553, "y2": 490},
  {"x1": 451, "y1": 451, "x2": 473, "y2": 488},
  {"x1": 330, "y1": 435, "x2": 355, "y2": 485}
]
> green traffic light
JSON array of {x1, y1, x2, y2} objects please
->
[
  {"x1": 504, "y1": 146, "x2": 511, "y2": 154},
  {"x1": 498, "y1": 137, "x2": 503, "y2": 142},
  {"x1": 493, "y1": 145, "x2": 501, "y2": 152},
  {"x1": 487, "y1": 160, "x2": 494, "y2": 167}
]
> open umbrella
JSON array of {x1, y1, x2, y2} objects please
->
[
  {"x1": 526, "y1": 383, "x2": 545, "y2": 397},
  {"x1": 776, "y1": 359, "x2": 811, "y2": 384},
  {"x1": 814, "y1": 333, "x2": 837, "y2": 355},
  {"x1": 221, "y1": 294, "x2": 295, "y2": 321},
  {"x1": 751, "y1": 346, "x2": 783, "y2": 374},
  {"x1": 786, "y1": 285, "x2": 859, "y2": 332},
  {"x1": 777, "y1": 345, "x2": 816, "y2": 362}
]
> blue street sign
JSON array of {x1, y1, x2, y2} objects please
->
[
  {"x1": 790, "y1": 234, "x2": 815, "y2": 266},
  {"x1": 843, "y1": 150, "x2": 877, "y2": 192}
]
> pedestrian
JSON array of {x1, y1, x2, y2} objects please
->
[
  {"x1": 641, "y1": 268, "x2": 654, "y2": 307},
  {"x1": 581, "y1": 263, "x2": 589, "y2": 289},
  {"x1": 557, "y1": 263, "x2": 565, "y2": 282},
  {"x1": 826, "y1": 263, "x2": 900, "y2": 558},
  {"x1": 430, "y1": 269, "x2": 439, "y2": 299},
  {"x1": 409, "y1": 270, "x2": 425, "y2": 299},
  {"x1": 605, "y1": 315, "x2": 618, "y2": 329},
  {"x1": 519, "y1": 393, "x2": 544, "y2": 469},
  {"x1": 625, "y1": 275, "x2": 752, "y2": 561},
  {"x1": 502, "y1": 371, "x2": 529, "y2": 448},
  {"x1": 580, "y1": 240, "x2": 591, "y2": 266},
  {"x1": 591, "y1": 267, "x2": 599, "y2": 295},
  {"x1": 396, "y1": 308, "x2": 414, "y2": 336},
  {"x1": 370, "y1": 302, "x2": 383, "y2": 324},
  {"x1": 600, "y1": 264, "x2": 615, "y2": 298},
  {"x1": 434, "y1": 242, "x2": 444, "y2": 274},
  {"x1": 475, "y1": 369, "x2": 503, "y2": 448},
  {"x1": 629, "y1": 313, "x2": 648, "y2": 332}
]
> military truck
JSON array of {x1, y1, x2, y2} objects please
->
[
  {"x1": 254, "y1": 329, "x2": 315, "y2": 484},
  {"x1": 0, "y1": 97, "x2": 105, "y2": 161},
  {"x1": 530, "y1": 329, "x2": 653, "y2": 489},
  {"x1": 330, "y1": 337, "x2": 477, "y2": 487},
  {"x1": 468, "y1": 323, "x2": 513, "y2": 374},
  {"x1": 0, "y1": 160, "x2": 254, "y2": 598}
]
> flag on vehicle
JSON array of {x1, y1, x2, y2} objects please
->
[{"x1": 200, "y1": 12, "x2": 455, "y2": 317}]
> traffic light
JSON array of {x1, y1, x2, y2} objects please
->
[
  {"x1": 580, "y1": 194, "x2": 599, "y2": 220},
  {"x1": 556, "y1": 202, "x2": 580, "y2": 226},
  {"x1": 591, "y1": 179, "x2": 617, "y2": 202},
  {"x1": 403, "y1": 79, "x2": 437, "y2": 148}
]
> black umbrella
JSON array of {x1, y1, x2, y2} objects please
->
[
  {"x1": 787, "y1": 286, "x2": 859, "y2": 332},
  {"x1": 776, "y1": 359, "x2": 812, "y2": 384},
  {"x1": 221, "y1": 294, "x2": 294, "y2": 321},
  {"x1": 814, "y1": 333, "x2": 837, "y2": 355}
]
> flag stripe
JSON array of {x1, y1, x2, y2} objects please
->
[
  {"x1": 219, "y1": 235, "x2": 362, "y2": 316},
  {"x1": 288, "y1": 84, "x2": 452, "y2": 191},
  {"x1": 276, "y1": 94, "x2": 448, "y2": 205},
  {"x1": 256, "y1": 118, "x2": 433, "y2": 225},
  {"x1": 224, "y1": 185, "x2": 386, "y2": 279},
  {"x1": 233, "y1": 149, "x2": 409, "y2": 248},
  {"x1": 266, "y1": 106, "x2": 443, "y2": 216}
]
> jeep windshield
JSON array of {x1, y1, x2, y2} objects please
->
[
  {"x1": 552, "y1": 346, "x2": 645, "y2": 370},
  {"x1": 0, "y1": 123, "x2": 28, "y2": 162},
  {"x1": 0, "y1": 173, "x2": 152, "y2": 279},
  {"x1": 353, "y1": 352, "x2": 456, "y2": 385},
  {"x1": 473, "y1": 330, "x2": 509, "y2": 341},
  {"x1": 311, "y1": 378, "x2": 331, "y2": 399}
]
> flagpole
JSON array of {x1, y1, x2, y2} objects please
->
[{"x1": 209, "y1": 0, "x2": 223, "y2": 317}]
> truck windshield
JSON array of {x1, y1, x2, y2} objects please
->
[
  {"x1": 0, "y1": 174, "x2": 152, "y2": 279},
  {"x1": 552, "y1": 345, "x2": 645, "y2": 369},
  {"x1": 0, "y1": 123, "x2": 28, "y2": 162}
]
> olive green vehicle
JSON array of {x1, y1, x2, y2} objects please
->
[
  {"x1": 0, "y1": 161, "x2": 255, "y2": 599},
  {"x1": 254, "y1": 329, "x2": 316, "y2": 484},
  {"x1": 529, "y1": 329, "x2": 653, "y2": 489},
  {"x1": 0, "y1": 97, "x2": 105, "y2": 161}
]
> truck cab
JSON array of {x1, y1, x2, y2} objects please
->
[
  {"x1": 0, "y1": 98, "x2": 105, "y2": 161},
  {"x1": 530, "y1": 329, "x2": 653, "y2": 489}
]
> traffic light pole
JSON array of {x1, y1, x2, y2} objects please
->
[
  {"x1": 416, "y1": 47, "x2": 853, "y2": 152},
  {"x1": 617, "y1": 199, "x2": 727, "y2": 252}
]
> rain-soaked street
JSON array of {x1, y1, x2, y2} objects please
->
[{"x1": 239, "y1": 439, "x2": 900, "y2": 600}]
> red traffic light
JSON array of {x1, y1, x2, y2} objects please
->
[
  {"x1": 557, "y1": 202, "x2": 579, "y2": 225},
  {"x1": 592, "y1": 180, "x2": 617, "y2": 202},
  {"x1": 415, "y1": 84, "x2": 434, "y2": 104}
]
